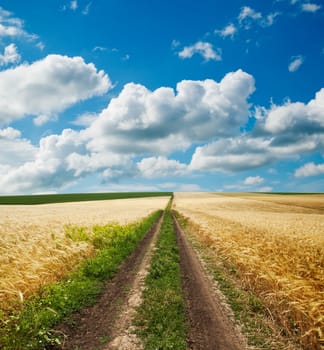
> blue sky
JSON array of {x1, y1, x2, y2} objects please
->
[{"x1": 0, "y1": 0, "x2": 323, "y2": 194}]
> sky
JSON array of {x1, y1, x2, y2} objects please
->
[{"x1": 0, "y1": 0, "x2": 323, "y2": 194}]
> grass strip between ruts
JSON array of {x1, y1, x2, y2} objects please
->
[
  {"x1": 134, "y1": 207, "x2": 186, "y2": 350},
  {"x1": 0, "y1": 210, "x2": 162, "y2": 350}
]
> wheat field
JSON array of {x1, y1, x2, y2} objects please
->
[
  {"x1": 173, "y1": 192, "x2": 324, "y2": 349},
  {"x1": 0, "y1": 197, "x2": 169, "y2": 312}
]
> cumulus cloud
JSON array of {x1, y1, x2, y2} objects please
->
[
  {"x1": 72, "y1": 113, "x2": 98, "y2": 127},
  {"x1": 294, "y1": 162, "x2": 324, "y2": 177},
  {"x1": 258, "y1": 88, "x2": 324, "y2": 134},
  {"x1": 301, "y1": 3, "x2": 321, "y2": 12},
  {"x1": 244, "y1": 175, "x2": 264, "y2": 185},
  {"x1": 190, "y1": 137, "x2": 274, "y2": 172},
  {"x1": 0, "y1": 69, "x2": 255, "y2": 193},
  {"x1": 191, "y1": 87, "x2": 324, "y2": 173},
  {"x1": 0, "y1": 129, "x2": 87, "y2": 193},
  {"x1": 178, "y1": 41, "x2": 222, "y2": 61},
  {"x1": 86, "y1": 69, "x2": 255, "y2": 155},
  {"x1": 0, "y1": 127, "x2": 36, "y2": 166},
  {"x1": 288, "y1": 55, "x2": 304, "y2": 72},
  {"x1": 2, "y1": 65, "x2": 323, "y2": 193},
  {"x1": 137, "y1": 157, "x2": 188, "y2": 178},
  {"x1": 0, "y1": 125, "x2": 133, "y2": 193},
  {"x1": 0, "y1": 43, "x2": 20, "y2": 66},
  {"x1": 0, "y1": 54, "x2": 111, "y2": 126}
]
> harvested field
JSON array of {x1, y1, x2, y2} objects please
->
[
  {"x1": 173, "y1": 192, "x2": 324, "y2": 349},
  {"x1": 0, "y1": 196, "x2": 169, "y2": 311}
]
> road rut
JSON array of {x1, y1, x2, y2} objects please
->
[{"x1": 173, "y1": 215, "x2": 246, "y2": 350}]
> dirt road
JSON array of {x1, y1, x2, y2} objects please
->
[
  {"x1": 173, "y1": 215, "x2": 246, "y2": 350},
  {"x1": 55, "y1": 214, "x2": 163, "y2": 350},
  {"x1": 55, "y1": 212, "x2": 246, "y2": 349}
]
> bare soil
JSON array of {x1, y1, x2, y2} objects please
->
[
  {"x1": 173, "y1": 215, "x2": 246, "y2": 350},
  {"x1": 104, "y1": 214, "x2": 163, "y2": 350},
  {"x1": 53, "y1": 214, "x2": 163, "y2": 350}
]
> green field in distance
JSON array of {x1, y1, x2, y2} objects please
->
[{"x1": 0, "y1": 192, "x2": 173, "y2": 205}]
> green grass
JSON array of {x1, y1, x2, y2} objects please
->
[
  {"x1": 0, "y1": 192, "x2": 172, "y2": 205},
  {"x1": 0, "y1": 211, "x2": 162, "y2": 350},
  {"x1": 134, "y1": 209, "x2": 186, "y2": 350}
]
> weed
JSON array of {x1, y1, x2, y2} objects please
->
[{"x1": 135, "y1": 210, "x2": 186, "y2": 350}]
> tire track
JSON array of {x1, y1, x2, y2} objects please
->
[
  {"x1": 104, "y1": 213, "x2": 163, "y2": 349},
  {"x1": 173, "y1": 214, "x2": 246, "y2": 350},
  {"x1": 55, "y1": 213, "x2": 163, "y2": 350}
]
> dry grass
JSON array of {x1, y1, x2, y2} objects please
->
[
  {"x1": 0, "y1": 197, "x2": 169, "y2": 312},
  {"x1": 173, "y1": 192, "x2": 324, "y2": 350}
]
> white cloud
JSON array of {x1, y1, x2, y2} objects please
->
[
  {"x1": 294, "y1": 162, "x2": 324, "y2": 177},
  {"x1": 238, "y1": 6, "x2": 280, "y2": 28},
  {"x1": 190, "y1": 137, "x2": 273, "y2": 172},
  {"x1": 191, "y1": 87, "x2": 324, "y2": 173},
  {"x1": 0, "y1": 6, "x2": 37, "y2": 40},
  {"x1": 244, "y1": 175, "x2": 264, "y2": 185},
  {"x1": 0, "y1": 43, "x2": 20, "y2": 66},
  {"x1": 0, "y1": 54, "x2": 111, "y2": 126},
  {"x1": 178, "y1": 41, "x2": 222, "y2": 61},
  {"x1": 171, "y1": 39, "x2": 181, "y2": 48},
  {"x1": 82, "y1": 2, "x2": 92, "y2": 15},
  {"x1": 0, "y1": 127, "x2": 36, "y2": 167},
  {"x1": 238, "y1": 6, "x2": 262, "y2": 23},
  {"x1": 70, "y1": 1, "x2": 78, "y2": 10},
  {"x1": 86, "y1": 69, "x2": 255, "y2": 155},
  {"x1": 122, "y1": 53, "x2": 130, "y2": 61},
  {"x1": 0, "y1": 69, "x2": 255, "y2": 193},
  {"x1": 72, "y1": 113, "x2": 98, "y2": 127},
  {"x1": 33, "y1": 114, "x2": 58, "y2": 126},
  {"x1": 137, "y1": 157, "x2": 187, "y2": 178},
  {"x1": 93, "y1": 46, "x2": 107, "y2": 52},
  {"x1": 264, "y1": 12, "x2": 281, "y2": 26},
  {"x1": 216, "y1": 24, "x2": 237, "y2": 38},
  {"x1": 301, "y1": 3, "x2": 321, "y2": 12},
  {"x1": 260, "y1": 88, "x2": 324, "y2": 134},
  {"x1": 0, "y1": 129, "x2": 89, "y2": 194},
  {"x1": 288, "y1": 55, "x2": 304, "y2": 72},
  {"x1": 2, "y1": 66, "x2": 323, "y2": 194},
  {"x1": 36, "y1": 42, "x2": 45, "y2": 51}
]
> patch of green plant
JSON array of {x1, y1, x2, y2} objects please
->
[
  {"x1": 64, "y1": 224, "x2": 90, "y2": 242},
  {"x1": 135, "y1": 210, "x2": 186, "y2": 350},
  {"x1": 0, "y1": 192, "x2": 172, "y2": 205},
  {"x1": 0, "y1": 210, "x2": 162, "y2": 350}
]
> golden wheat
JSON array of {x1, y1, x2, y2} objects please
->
[
  {"x1": 0, "y1": 197, "x2": 169, "y2": 312},
  {"x1": 173, "y1": 192, "x2": 324, "y2": 350}
]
